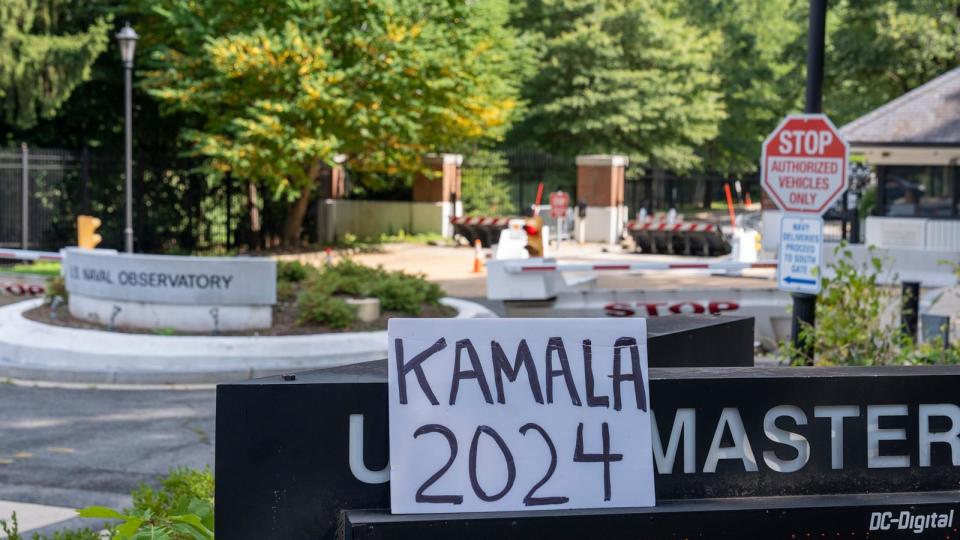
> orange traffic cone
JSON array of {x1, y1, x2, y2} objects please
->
[
  {"x1": 473, "y1": 239, "x2": 484, "y2": 273},
  {"x1": 745, "y1": 193, "x2": 753, "y2": 207}
]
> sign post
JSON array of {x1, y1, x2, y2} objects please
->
[
  {"x1": 549, "y1": 191, "x2": 570, "y2": 250},
  {"x1": 761, "y1": 111, "x2": 848, "y2": 360}
]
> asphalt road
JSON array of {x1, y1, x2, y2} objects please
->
[{"x1": 0, "y1": 382, "x2": 215, "y2": 534}]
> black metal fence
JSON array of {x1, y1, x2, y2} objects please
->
[
  {"x1": 1, "y1": 144, "x2": 762, "y2": 252},
  {"x1": 0, "y1": 145, "x2": 248, "y2": 253}
]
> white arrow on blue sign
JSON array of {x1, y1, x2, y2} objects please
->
[{"x1": 776, "y1": 214, "x2": 824, "y2": 295}]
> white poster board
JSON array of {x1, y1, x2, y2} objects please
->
[{"x1": 388, "y1": 318, "x2": 654, "y2": 514}]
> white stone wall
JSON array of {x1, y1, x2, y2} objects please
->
[{"x1": 317, "y1": 199, "x2": 462, "y2": 243}]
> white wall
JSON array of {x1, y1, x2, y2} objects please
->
[
  {"x1": 583, "y1": 205, "x2": 627, "y2": 244},
  {"x1": 317, "y1": 199, "x2": 461, "y2": 243}
]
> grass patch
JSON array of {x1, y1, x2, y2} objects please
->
[{"x1": 2, "y1": 260, "x2": 61, "y2": 277}]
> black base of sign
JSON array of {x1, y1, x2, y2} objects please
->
[
  {"x1": 217, "y1": 315, "x2": 753, "y2": 539},
  {"x1": 217, "y1": 316, "x2": 960, "y2": 539},
  {"x1": 343, "y1": 491, "x2": 960, "y2": 539}
]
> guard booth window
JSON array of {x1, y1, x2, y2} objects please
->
[{"x1": 882, "y1": 165, "x2": 957, "y2": 218}]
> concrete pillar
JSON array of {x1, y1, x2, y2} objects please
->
[
  {"x1": 413, "y1": 153, "x2": 463, "y2": 236},
  {"x1": 576, "y1": 154, "x2": 628, "y2": 244}
]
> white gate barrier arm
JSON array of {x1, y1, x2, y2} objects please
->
[{"x1": 487, "y1": 258, "x2": 778, "y2": 301}]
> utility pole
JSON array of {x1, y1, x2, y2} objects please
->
[{"x1": 792, "y1": 0, "x2": 827, "y2": 360}]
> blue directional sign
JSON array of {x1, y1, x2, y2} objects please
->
[{"x1": 777, "y1": 214, "x2": 823, "y2": 294}]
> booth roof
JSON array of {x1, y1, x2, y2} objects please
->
[{"x1": 841, "y1": 67, "x2": 960, "y2": 148}]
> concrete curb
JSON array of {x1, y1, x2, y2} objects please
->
[{"x1": 0, "y1": 297, "x2": 495, "y2": 385}]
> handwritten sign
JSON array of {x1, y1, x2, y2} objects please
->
[{"x1": 388, "y1": 318, "x2": 655, "y2": 514}]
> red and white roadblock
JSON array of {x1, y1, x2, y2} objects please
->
[
  {"x1": 486, "y1": 257, "x2": 790, "y2": 349},
  {"x1": 0, "y1": 248, "x2": 62, "y2": 262}
]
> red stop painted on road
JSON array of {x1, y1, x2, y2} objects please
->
[{"x1": 761, "y1": 114, "x2": 849, "y2": 215}]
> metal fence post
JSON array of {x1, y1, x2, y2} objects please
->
[
  {"x1": 20, "y1": 142, "x2": 28, "y2": 249},
  {"x1": 901, "y1": 281, "x2": 921, "y2": 341},
  {"x1": 81, "y1": 146, "x2": 91, "y2": 216}
]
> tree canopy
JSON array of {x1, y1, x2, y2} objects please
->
[
  {"x1": 0, "y1": 0, "x2": 111, "y2": 129},
  {"x1": 824, "y1": 0, "x2": 960, "y2": 125},
  {"x1": 508, "y1": 0, "x2": 725, "y2": 173},
  {"x1": 141, "y1": 0, "x2": 527, "y2": 197}
]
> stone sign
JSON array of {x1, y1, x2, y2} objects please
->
[
  {"x1": 62, "y1": 249, "x2": 276, "y2": 332},
  {"x1": 63, "y1": 249, "x2": 275, "y2": 305}
]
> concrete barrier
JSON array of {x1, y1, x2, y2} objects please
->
[{"x1": 0, "y1": 297, "x2": 495, "y2": 385}]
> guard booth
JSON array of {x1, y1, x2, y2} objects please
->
[
  {"x1": 215, "y1": 315, "x2": 960, "y2": 539},
  {"x1": 761, "y1": 68, "x2": 960, "y2": 287},
  {"x1": 840, "y1": 67, "x2": 960, "y2": 251}
]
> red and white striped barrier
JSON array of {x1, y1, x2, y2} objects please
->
[
  {"x1": 627, "y1": 221, "x2": 715, "y2": 232},
  {"x1": 450, "y1": 216, "x2": 512, "y2": 226},
  {"x1": 0, "y1": 248, "x2": 62, "y2": 262},
  {"x1": 501, "y1": 260, "x2": 777, "y2": 274}
]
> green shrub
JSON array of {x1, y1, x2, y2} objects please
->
[
  {"x1": 297, "y1": 289, "x2": 357, "y2": 329},
  {"x1": 372, "y1": 272, "x2": 444, "y2": 314},
  {"x1": 1, "y1": 512, "x2": 102, "y2": 540},
  {"x1": 276, "y1": 280, "x2": 297, "y2": 302},
  {"x1": 78, "y1": 467, "x2": 214, "y2": 540},
  {"x1": 289, "y1": 259, "x2": 445, "y2": 326},
  {"x1": 131, "y1": 467, "x2": 214, "y2": 517},
  {"x1": 277, "y1": 260, "x2": 314, "y2": 283},
  {"x1": 781, "y1": 242, "x2": 960, "y2": 366}
]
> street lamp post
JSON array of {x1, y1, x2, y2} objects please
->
[{"x1": 116, "y1": 22, "x2": 138, "y2": 253}]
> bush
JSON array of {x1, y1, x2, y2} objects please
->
[
  {"x1": 277, "y1": 260, "x2": 314, "y2": 283},
  {"x1": 297, "y1": 289, "x2": 357, "y2": 329},
  {"x1": 130, "y1": 467, "x2": 214, "y2": 517},
  {"x1": 372, "y1": 272, "x2": 444, "y2": 314},
  {"x1": 781, "y1": 242, "x2": 960, "y2": 366},
  {"x1": 287, "y1": 259, "x2": 445, "y2": 328},
  {"x1": 1, "y1": 513, "x2": 101, "y2": 540},
  {"x1": 78, "y1": 467, "x2": 214, "y2": 540}
]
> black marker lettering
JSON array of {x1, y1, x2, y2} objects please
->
[
  {"x1": 574, "y1": 422, "x2": 623, "y2": 501},
  {"x1": 468, "y1": 425, "x2": 516, "y2": 502},
  {"x1": 450, "y1": 339, "x2": 493, "y2": 405},
  {"x1": 491, "y1": 340, "x2": 543, "y2": 404},
  {"x1": 611, "y1": 337, "x2": 646, "y2": 411},
  {"x1": 545, "y1": 337, "x2": 582, "y2": 406},
  {"x1": 583, "y1": 339, "x2": 609, "y2": 408},
  {"x1": 395, "y1": 337, "x2": 446, "y2": 405}
]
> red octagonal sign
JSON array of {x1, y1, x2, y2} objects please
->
[{"x1": 761, "y1": 113, "x2": 849, "y2": 215}]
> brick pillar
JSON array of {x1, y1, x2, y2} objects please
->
[
  {"x1": 315, "y1": 157, "x2": 347, "y2": 244},
  {"x1": 412, "y1": 153, "x2": 463, "y2": 236},
  {"x1": 318, "y1": 164, "x2": 345, "y2": 199},
  {"x1": 576, "y1": 154, "x2": 628, "y2": 244}
]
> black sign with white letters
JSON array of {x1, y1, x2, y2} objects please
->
[{"x1": 215, "y1": 318, "x2": 960, "y2": 539}]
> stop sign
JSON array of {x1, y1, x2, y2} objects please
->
[
  {"x1": 549, "y1": 191, "x2": 570, "y2": 219},
  {"x1": 761, "y1": 114, "x2": 849, "y2": 215}
]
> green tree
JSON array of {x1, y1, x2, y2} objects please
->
[
  {"x1": 140, "y1": 0, "x2": 527, "y2": 244},
  {"x1": 0, "y1": 0, "x2": 111, "y2": 130},
  {"x1": 508, "y1": 0, "x2": 725, "y2": 172},
  {"x1": 824, "y1": 0, "x2": 960, "y2": 125},
  {"x1": 681, "y1": 0, "x2": 805, "y2": 175}
]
